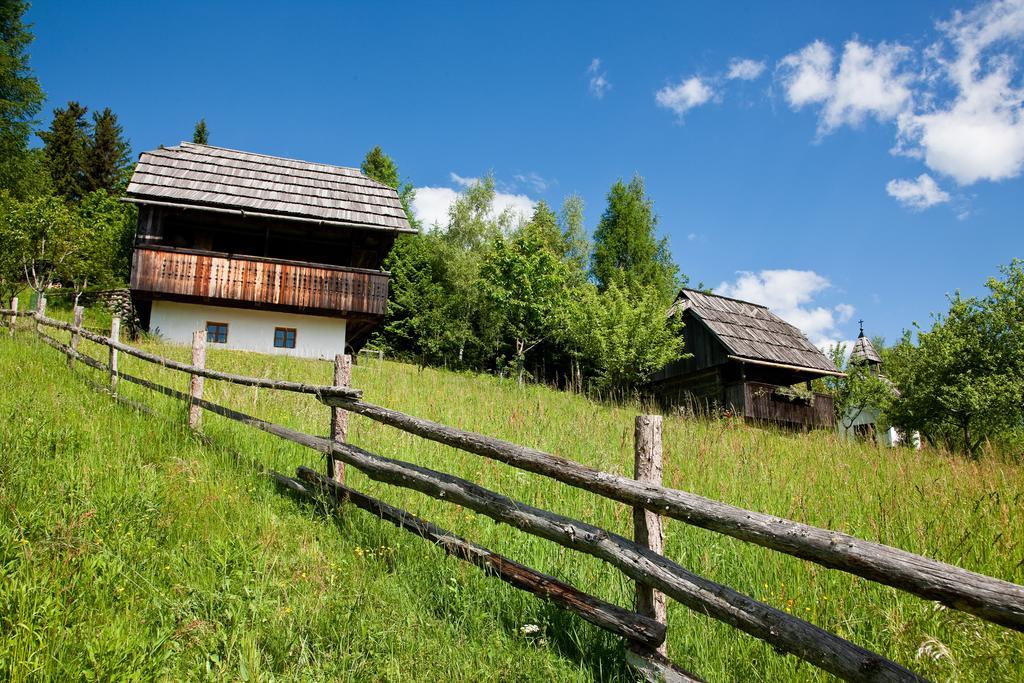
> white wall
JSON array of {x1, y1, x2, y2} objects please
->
[{"x1": 150, "y1": 301, "x2": 346, "y2": 360}]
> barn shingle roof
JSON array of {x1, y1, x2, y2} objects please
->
[
  {"x1": 125, "y1": 142, "x2": 414, "y2": 232},
  {"x1": 670, "y1": 288, "x2": 842, "y2": 376}
]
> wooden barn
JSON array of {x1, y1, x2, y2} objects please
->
[
  {"x1": 126, "y1": 142, "x2": 414, "y2": 359},
  {"x1": 650, "y1": 289, "x2": 844, "y2": 429}
]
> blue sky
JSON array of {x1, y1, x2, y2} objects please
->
[{"x1": 26, "y1": 0, "x2": 1024, "y2": 350}]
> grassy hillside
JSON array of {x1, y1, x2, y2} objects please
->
[{"x1": 2, "y1": 322, "x2": 1023, "y2": 681}]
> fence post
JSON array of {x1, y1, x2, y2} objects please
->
[
  {"x1": 36, "y1": 294, "x2": 46, "y2": 333},
  {"x1": 68, "y1": 305, "x2": 84, "y2": 368},
  {"x1": 328, "y1": 353, "x2": 352, "y2": 484},
  {"x1": 8, "y1": 297, "x2": 16, "y2": 337},
  {"x1": 188, "y1": 329, "x2": 206, "y2": 430},
  {"x1": 109, "y1": 316, "x2": 121, "y2": 395},
  {"x1": 634, "y1": 414, "x2": 668, "y2": 656}
]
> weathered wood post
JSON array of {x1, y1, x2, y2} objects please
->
[
  {"x1": 188, "y1": 329, "x2": 206, "y2": 430},
  {"x1": 8, "y1": 297, "x2": 16, "y2": 337},
  {"x1": 109, "y1": 316, "x2": 121, "y2": 395},
  {"x1": 68, "y1": 306, "x2": 84, "y2": 367},
  {"x1": 634, "y1": 414, "x2": 668, "y2": 656},
  {"x1": 328, "y1": 353, "x2": 352, "y2": 484},
  {"x1": 35, "y1": 294, "x2": 46, "y2": 333}
]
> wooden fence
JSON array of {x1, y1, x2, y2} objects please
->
[{"x1": 3, "y1": 299, "x2": 1024, "y2": 682}]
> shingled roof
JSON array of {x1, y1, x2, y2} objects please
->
[
  {"x1": 670, "y1": 288, "x2": 843, "y2": 376},
  {"x1": 125, "y1": 142, "x2": 414, "y2": 232},
  {"x1": 849, "y1": 331, "x2": 883, "y2": 366}
]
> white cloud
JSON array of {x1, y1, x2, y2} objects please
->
[
  {"x1": 727, "y1": 58, "x2": 767, "y2": 81},
  {"x1": 885, "y1": 173, "x2": 951, "y2": 209},
  {"x1": 412, "y1": 175, "x2": 536, "y2": 229},
  {"x1": 834, "y1": 303, "x2": 856, "y2": 323},
  {"x1": 778, "y1": 40, "x2": 835, "y2": 108},
  {"x1": 778, "y1": 39, "x2": 914, "y2": 133},
  {"x1": 656, "y1": 76, "x2": 714, "y2": 117},
  {"x1": 588, "y1": 58, "x2": 611, "y2": 98},
  {"x1": 716, "y1": 269, "x2": 853, "y2": 350},
  {"x1": 893, "y1": 0, "x2": 1024, "y2": 185},
  {"x1": 513, "y1": 172, "x2": 552, "y2": 193},
  {"x1": 411, "y1": 186, "x2": 460, "y2": 229}
]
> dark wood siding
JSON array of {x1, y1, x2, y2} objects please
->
[
  {"x1": 130, "y1": 246, "x2": 388, "y2": 318},
  {"x1": 650, "y1": 311, "x2": 730, "y2": 382},
  {"x1": 734, "y1": 382, "x2": 835, "y2": 429}
]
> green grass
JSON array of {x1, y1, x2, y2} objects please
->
[{"x1": 1, "y1": 321, "x2": 1023, "y2": 681}]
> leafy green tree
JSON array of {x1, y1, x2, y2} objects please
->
[
  {"x1": 75, "y1": 189, "x2": 137, "y2": 284},
  {"x1": 559, "y1": 193, "x2": 589, "y2": 273},
  {"x1": 38, "y1": 101, "x2": 90, "y2": 201},
  {"x1": 3, "y1": 194, "x2": 86, "y2": 298},
  {"x1": 0, "y1": 0, "x2": 45, "y2": 198},
  {"x1": 520, "y1": 200, "x2": 562, "y2": 255},
  {"x1": 561, "y1": 281, "x2": 686, "y2": 395},
  {"x1": 0, "y1": 192, "x2": 28, "y2": 303},
  {"x1": 85, "y1": 108, "x2": 130, "y2": 194},
  {"x1": 192, "y1": 118, "x2": 208, "y2": 144},
  {"x1": 886, "y1": 261, "x2": 1024, "y2": 457},
  {"x1": 481, "y1": 229, "x2": 572, "y2": 384},
  {"x1": 360, "y1": 145, "x2": 419, "y2": 230},
  {"x1": 591, "y1": 175, "x2": 681, "y2": 302}
]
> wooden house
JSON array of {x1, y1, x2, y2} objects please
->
[
  {"x1": 126, "y1": 143, "x2": 414, "y2": 359},
  {"x1": 650, "y1": 289, "x2": 844, "y2": 428}
]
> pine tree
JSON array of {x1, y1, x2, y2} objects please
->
[
  {"x1": 38, "y1": 101, "x2": 90, "y2": 201},
  {"x1": 591, "y1": 175, "x2": 681, "y2": 302},
  {"x1": 85, "y1": 108, "x2": 130, "y2": 194},
  {"x1": 192, "y1": 118, "x2": 208, "y2": 144},
  {"x1": 0, "y1": 0, "x2": 45, "y2": 197},
  {"x1": 360, "y1": 146, "x2": 419, "y2": 230}
]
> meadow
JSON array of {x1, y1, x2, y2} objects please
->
[{"x1": 1, "y1": 308, "x2": 1022, "y2": 681}]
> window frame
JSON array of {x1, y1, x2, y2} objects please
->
[
  {"x1": 206, "y1": 321, "x2": 229, "y2": 344},
  {"x1": 273, "y1": 326, "x2": 297, "y2": 349}
]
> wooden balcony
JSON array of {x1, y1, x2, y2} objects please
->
[
  {"x1": 130, "y1": 246, "x2": 389, "y2": 318},
  {"x1": 725, "y1": 381, "x2": 835, "y2": 429}
]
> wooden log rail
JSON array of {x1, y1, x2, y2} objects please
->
[
  {"x1": 28, "y1": 312, "x2": 362, "y2": 400},
  {"x1": 319, "y1": 395, "x2": 1024, "y2": 633},
  {"x1": 268, "y1": 469, "x2": 669, "y2": 650}
]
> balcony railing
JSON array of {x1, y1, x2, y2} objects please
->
[
  {"x1": 130, "y1": 246, "x2": 389, "y2": 317},
  {"x1": 726, "y1": 381, "x2": 835, "y2": 429}
]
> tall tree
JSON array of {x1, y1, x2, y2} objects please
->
[
  {"x1": 4, "y1": 194, "x2": 86, "y2": 297},
  {"x1": 521, "y1": 200, "x2": 562, "y2": 255},
  {"x1": 38, "y1": 101, "x2": 90, "y2": 201},
  {"x1": 360, "y1": 145, "x2": 419, "y2": 230},
  {"x1": 85, "y1": 108, "x2": 130, "y2": 194},
  {"x1": 591, "y1": 175, "x2": 681, "y2": 302},
  {"x1": 192, "y1": 118, "x2": 208, "y2": 144},
  {"x1": 560, "y1": 281, "x2": 686, "y2": 395},
  {"x1": 0, "y1": 0, "x2": 45, "y2": 198},
  {"x1": 559, "y1": 193, "x2": 589, "y2": 273},
  {"x1": 886, "y1": 260, "x2": 1024, "y2": 457},
  {"x1": 482, "y1": 228, "x2": 572, "y2": 384}
]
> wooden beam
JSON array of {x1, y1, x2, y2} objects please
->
[
  {"x1": 319, "y1": 395, "x2": 1024, "y2": 633},
  {"x1": 272, "y1": 469, "x2": 667, "y2": 649}
]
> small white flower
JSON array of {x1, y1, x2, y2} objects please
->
[{"x1": 519, "y1": 624, "x2": 540, "y2": 635}]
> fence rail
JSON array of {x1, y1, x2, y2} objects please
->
[{"x1": 5, "y1": 300, "x2": 1023, "y2": 682}]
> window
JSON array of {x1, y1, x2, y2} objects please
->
[
  {"x1": 206, "y1": 322, "x2": 228, "y2": 344},
  {"x1": 274, "y1": 327, "x2": 297, "y2": 349}
]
